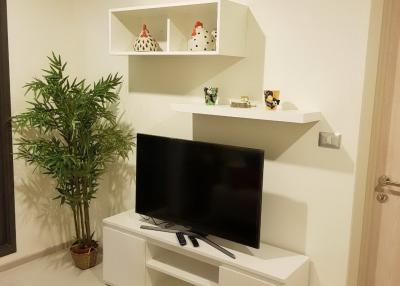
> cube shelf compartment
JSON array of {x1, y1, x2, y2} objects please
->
[{"x1": 109, "y1": 0, "x2": 248, "y2": 56}]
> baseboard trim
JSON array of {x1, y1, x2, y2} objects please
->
[{"x1": 0, "y1": 241, "x2": 71, "y2": 272}]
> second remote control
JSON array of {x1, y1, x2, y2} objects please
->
[
  {"x1": 189, "y1": 236, "x2": 199, "y2": 247},
  {"x1": 176, "y1": 232, "x2": 187, "y2": 246}
]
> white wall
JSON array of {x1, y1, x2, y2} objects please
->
[{"x1": 1, "y1": 0, "x2": 382, "y2": 286}]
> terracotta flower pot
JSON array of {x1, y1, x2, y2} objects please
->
[{"x1": 70, "y1": 245, "x2": 98, "y2": 270}]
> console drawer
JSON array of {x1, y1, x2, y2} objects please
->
[
  {"x1": 219, "y1": 266, "x2": 278, "y2": 286},
  {"x1": 103, "y1": 226, "x2": 146, "y2": 286}
]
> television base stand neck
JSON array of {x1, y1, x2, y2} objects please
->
[{"x1": 140, "y1": 225, "x2": 236, "y2": 259}]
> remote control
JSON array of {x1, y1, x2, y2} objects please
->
[
  {"x1": 188, "y1": 236, "x2": 199, "y2": 247},
  {"x1": 176, "y1": 232, "x2": 187, "y2": 246}
]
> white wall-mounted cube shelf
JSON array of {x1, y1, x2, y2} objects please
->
[
  {"x1": 109, "y1": 0, "x2": 248, "y2": 57},
  {"x1": 172, "y1": 103, "x2": 322, "y2": 123}
]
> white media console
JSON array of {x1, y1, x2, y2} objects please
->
[{"x1": 103, "y1": 211, "x2": 309, "y2": 286}]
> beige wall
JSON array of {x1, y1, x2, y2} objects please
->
[
  {"x1": 1, "y1": 0, "x2": 382, "y2": 286},
  {"x1": 1, "y1": 0, "x2": 79, "y2": 268}
]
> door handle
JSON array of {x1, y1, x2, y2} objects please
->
[
  {"x1": 377, "y1": 175, "x2": 400, "y2": 189},
  {"x1": 375, "y1": 175, "x2": 400, "y2": 203}
]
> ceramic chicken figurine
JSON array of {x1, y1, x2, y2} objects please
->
[
  {"x1": 134, "y1": 24, "x2": 159, "y2": 52},
  {"x1": 188, "y1": 21, "x2": 217, "y2": 52}
]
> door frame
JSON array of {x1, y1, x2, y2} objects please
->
[
  {"x1": 357, "y1": 0, "x2": 400, "y2": 283},
  {"x1": 0, "y1": 0, "x2": 16, "y2": 257}
]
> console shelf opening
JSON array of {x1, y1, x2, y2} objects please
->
[{"x1": 146, "y1": 244, "x2": 219, "y2": 286}]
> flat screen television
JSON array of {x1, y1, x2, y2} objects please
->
[{"x1": 135, "y1": 133, "x2": 264, "y2": 249}]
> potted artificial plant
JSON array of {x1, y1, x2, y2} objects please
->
[{"x1": 13, "y1": 53, "x2": 135, "y2": 270}]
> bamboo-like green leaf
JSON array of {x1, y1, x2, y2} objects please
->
[{"x1": 13, "y1": 54, "x2": 135, "y2": 248}]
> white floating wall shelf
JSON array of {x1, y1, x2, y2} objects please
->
[
  {"x1": 109, "y1": 0, "x2": 248, "y2": 57},
  {"x1": 172, "y1": 103, "x2": 322, "y2": 124}
]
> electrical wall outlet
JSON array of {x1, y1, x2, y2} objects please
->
[{"x1": 318, "y1": 132, "x2": 342, "y2": 149}]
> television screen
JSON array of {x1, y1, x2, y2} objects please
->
[{"x1": 135, "y1": 133, "x2": 264, "y2": 248}]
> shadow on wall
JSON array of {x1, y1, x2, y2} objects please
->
[
  {"x1": 16, "y1": 172, "x2": 73, "y2": 246},
  {"x1": 210, "y1": 192, "x2": 308, "y2": 255},
  {"x1": 128, "y1": 13, "x2": 265, "y2": 102},
  {"x1": 193, "y1": 114, "x2": 354, "y2": 173},
  {"x1": 261, "y1": 193, "x2": 307, "y2": 253},
  {"x1": 129, "y1": 56, "x2": 241, "y2": 95},
  {"x1": 16, "y1": 161, "x2": 136, "y2": 247},
  {"x1": 193, "y1": 114, "x2": 315, "y2": 160},
  {"x1": 91, "y1": 160, "x2": 136, "y2": 241}
]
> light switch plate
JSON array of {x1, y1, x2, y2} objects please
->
[{"x1": 319, "y1": 132, "x2": 341, "y2": 149}]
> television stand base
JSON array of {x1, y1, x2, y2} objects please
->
[
  {"x1": 140, "y1": 225, "x2": 236, "y2": 259},
  {"x1": 104, "y1": 211, "x2": 310, "y2": 286}
]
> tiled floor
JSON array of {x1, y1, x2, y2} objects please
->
[{"x1": 0, "y1": 251, "x2": 104, "y2": 286}]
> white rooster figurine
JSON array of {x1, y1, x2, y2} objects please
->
[
  {"x1": 188, "y1": 21, "x2": 217, "y2": 52},
  {"x1": 134, "y1": 24, "x2": 159, "y2": 52}
]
